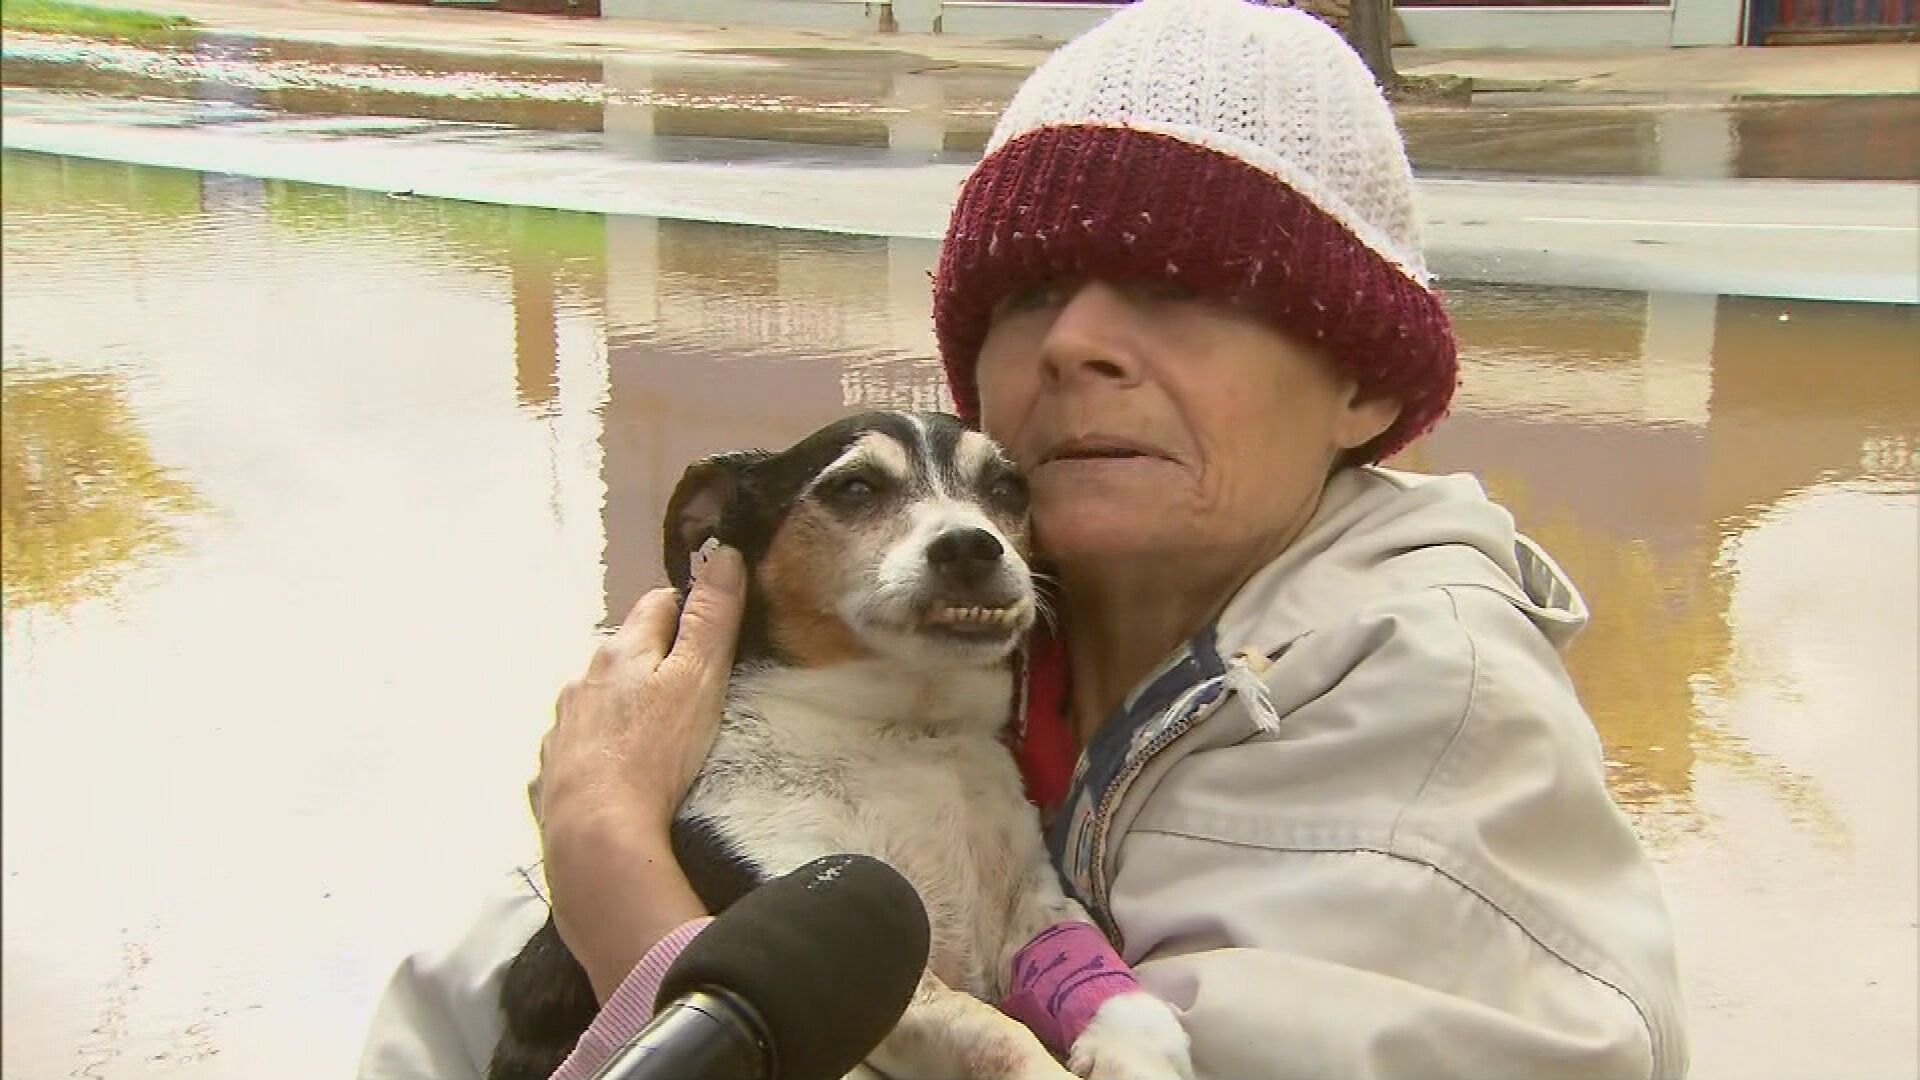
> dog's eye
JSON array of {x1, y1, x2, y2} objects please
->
[
  {"x1": 824, "y1": 473, "x2": 882, "y2": 503},
  {"x1": 986, "y1": 473, "x2": 1028, "y2": 509}
]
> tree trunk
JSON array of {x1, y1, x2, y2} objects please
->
[{"x1": 1345, "y1": 0, "x2": 1399, "y2": 94}]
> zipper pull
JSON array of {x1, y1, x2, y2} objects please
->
[{"x1": 1227, "y1": 649, "x2": 1282, "y2": 734}]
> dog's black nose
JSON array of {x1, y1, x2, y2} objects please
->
[{"x1": 926, "y1": 527, "x2": 1004, "y2": 585}]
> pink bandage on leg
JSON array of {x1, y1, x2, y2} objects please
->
[{"x1": 999, "y1": 922, "x2": 1141, "y2": 1054}]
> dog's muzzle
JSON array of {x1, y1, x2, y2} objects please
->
[{"x1": 917, "y1": 527, "x2": 1031, "y2": 642}]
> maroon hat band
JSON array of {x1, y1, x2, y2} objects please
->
[{"x1": 934, "y1": 125, "x2": 1457, "y2": 462}]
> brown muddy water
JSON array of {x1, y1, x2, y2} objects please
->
[
  {"x1": 2, "y1": 152, "x2": 1915, "y2": 1079},
  {"x1": 6, "y1": 30, "x2": 1919, "y2": 178}
]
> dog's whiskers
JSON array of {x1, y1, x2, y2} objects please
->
[
  {"x1": 1031, "y1": 593, "x2": 1060, "y2": 634},
  {"x1": 1026, "y1": 569, "x2": 1062, "y2": 633}
]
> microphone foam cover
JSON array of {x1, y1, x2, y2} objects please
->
[{"x1": 657, "y1": 853, "x2": 930, "y2": 1080}]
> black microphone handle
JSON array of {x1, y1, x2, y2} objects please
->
[{"x1": 588, "y1": 988, "x2": 772, "y2": 1080}]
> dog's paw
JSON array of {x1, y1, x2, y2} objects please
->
[{"x1": 1066, "y1": 991, "x2": 1194, "y2": 1080}]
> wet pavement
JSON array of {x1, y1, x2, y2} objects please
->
[
  {"x1": 3, "y1": 154, "x2": 1916, "y2": 1080},
  {"x1": 0, "y1": 29, "x2": 1013, "y2": 155},
  {"x1": 6, "y1": 29, "x2": 1919, "y2": 179}
]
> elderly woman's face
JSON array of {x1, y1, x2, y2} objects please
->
[{"x1": 975, "y1": 281, "x2": 1399, "y2": 565}]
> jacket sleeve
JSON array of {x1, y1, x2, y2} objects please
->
[
  {"x1": 357, "y1": 876, "x2": 550, "y2": 1080},
  {"x1": 1109, "y1": 587, "x2": 1687, "y2": 1080}
]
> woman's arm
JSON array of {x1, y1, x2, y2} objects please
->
[{"x1": 529, "y1": 544, "x2": 746, "y2": 998}]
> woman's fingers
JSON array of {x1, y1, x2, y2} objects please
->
[
  {"x1": 662, "y1": 542, "x2": 747, "y2": 688},
  {"x1": 588, "y1": 587, "x2": 682, "y2": 679},
  {"x1": 534, "y1": 543, "x2": 748, "y2": 832}
]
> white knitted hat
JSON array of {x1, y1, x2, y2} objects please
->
[
  {"x1": 936, "y1": 0, "x2": 1455, "y2": 461},
  {"x1": 990, "y1": 0, "x2": 1428, "y2": 284}
]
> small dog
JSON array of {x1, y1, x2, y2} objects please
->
[{"x1": 489, "y1": 411, "x2": 1191, "y2": 1080}]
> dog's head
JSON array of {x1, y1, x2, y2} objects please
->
[{"x1": 663, "y1": 411, "x2": 1036, "y2": 670}]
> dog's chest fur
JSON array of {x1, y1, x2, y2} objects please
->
[{"x1": 683, "y1": 658, "x2": 1039, "y2": 1001}]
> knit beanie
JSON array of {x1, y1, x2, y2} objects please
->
[{"x1": 934, "y1": 0, "x2": 1456, "y2": 462}]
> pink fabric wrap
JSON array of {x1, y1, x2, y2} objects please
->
[
  {"x1": 549, "y1": 916, "x2": 713, "y2": 1080},
  {"x1": 999, "y1": 921, "x2": 1141, "y2": 1054}
]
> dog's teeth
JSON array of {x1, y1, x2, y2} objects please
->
[{"x1": 929, "y1": 602, "x2": 1026, "y2": 630}]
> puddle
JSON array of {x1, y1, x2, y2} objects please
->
[
  {"x1": 1402, "y1": 93, "x2": 1920, "y2": 181},
  {"x1": 1, "y1": 29, "x2": 1012, "y2": 151},
  {"x1": 2, "y1": 154, "x2": 1915, "y2": 1079},
  {"x1": 7, "y1": 30, "x2": 1917, "y2": 177}
]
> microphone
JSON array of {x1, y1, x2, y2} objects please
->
[{"x1": 589, "y1": 854, "x2": 930, "y2": 1080}]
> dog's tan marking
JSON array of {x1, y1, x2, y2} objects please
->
[
  {"x1": 816, "y1": 431, "x2": 914, "y2": 491},
  {"x1": 954, "y1": 430, "x2": 999, "y2": 491},
  {"x1": 958, "y1": 431, "x2": 1033, "y2": 558},
  {"x1": 759, "y1": 504, "x2": 872, "y2": 668}
]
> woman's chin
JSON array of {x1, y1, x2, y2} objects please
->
[
  {"x1": 1034, "y1": 509, "x2": 1181, "y2": 564},
  {"x1": 1029, "y1": 471, "x2": 1201, "y2": 562}
]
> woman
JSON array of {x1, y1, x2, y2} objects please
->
[{"x1": 360, "y1": 1, "x2": 1687, "y2": 1076}]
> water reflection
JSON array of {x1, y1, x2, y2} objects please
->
[
  {"x1": 2, "y1": 33, "x2": 608, "y2": 131},
  {"x1": 2, "y1": 154, "x2": 1914, "y2": 1079},
  {"x1": 8, "y1": 31, "x2": 1916, "y2": 179},
  {"x1": 1399, "y1": 95, "x2": 1920, "y2": 181},
  {"x1": 0, "y1": 368, "x2": 205, "y2": 616},
  {"x1": 1, "y1": 143, "x2": 203, "y2": 220},
  {"x1": 6, "y1": 150, "x2": 1913, "y2": 820},
  {"x1": 596, "y1": 218, "x2": 947, "y2": 619},
  {"x1": 1396, "y1": 287, "x2": 1918, "y2": 830}
]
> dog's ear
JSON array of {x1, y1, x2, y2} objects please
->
[{"x1": 664, "y1": 450, "x2": 769, "y2": 592}]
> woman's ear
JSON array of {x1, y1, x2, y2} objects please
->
[
  {"x1": 1333, "y1": 385, "x2": 1403, "y2": 453},
  {"x1": 662, "y1": 451, "x2": 769, "y2": 592}
]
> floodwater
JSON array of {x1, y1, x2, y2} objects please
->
[
  {"x1": 5, "y1": 29, "x2": 1918, "y2": 179},
  {"x1": 1, "y1": 152, "x2": 1916, "y2": 1080}
]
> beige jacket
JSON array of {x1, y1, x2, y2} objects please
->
[
  {"x1": 359, "y1": 466, "x2": 1686, "y2": 1080},
  {"x1": 1041, "y1": 465, "x2": 1687, "y2": 1079}
]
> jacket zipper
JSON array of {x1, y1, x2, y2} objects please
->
[{"x1": 1085, "y1": 680, "x2": 1234, "y2": 926}]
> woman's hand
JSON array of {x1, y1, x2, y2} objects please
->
[{"x1": 528, "y1": 541, "x2": 747, "y2": 999}]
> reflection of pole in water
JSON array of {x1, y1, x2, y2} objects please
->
[
  {"x1": 1700, "y1": 297, "x2": 1920, "y2": 530},
  {"x1": 596, "y1": 217, "x2": 857, "y2": 628},
  {"x1": 601, "y1": 57, "x2": 656, "y2": 157},
  {"x1": 885, "y1": 73, "x2": 948, "y2": 162},
  {"x1": 1654, "y1": 101, "x2": 1737, "y2": 180},
  {"x1": 512, "y1": 254, "x2": 559, "y2": 412}
]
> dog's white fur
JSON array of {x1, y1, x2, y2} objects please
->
[{"x1": 682, "y1": 418, "x2": 1192, "y2": 1080}]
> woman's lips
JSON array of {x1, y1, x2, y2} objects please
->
[
  {"x1": 1032, "y1": 439, "x2": 1181, "y2": 485},
  {"x1": 1038, "y1": 436, "x2": 1172, "y2": 465}
]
